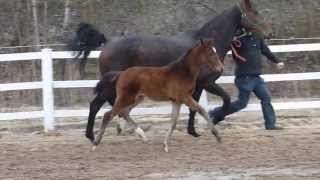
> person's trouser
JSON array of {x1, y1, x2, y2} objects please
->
[{"x1": 209, "y1": 75, "x2": 276, "y2": 129}]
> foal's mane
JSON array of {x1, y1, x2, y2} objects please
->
[{"x1": 168, "y1": 43, "x2": 202, "y2": 75}]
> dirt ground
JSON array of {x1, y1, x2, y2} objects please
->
[{"x1": 0, "y1": 110, "x2": 320, "y2": 180}]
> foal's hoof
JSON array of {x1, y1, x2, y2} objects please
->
[
  {"x1": 187, "y1": 128, "x2": 201, "y2": 138},
  {"x1": 92, "y1": 145, "x2": 97, "y2": 151},
  {"x1": 164, "y1": 144, "x2": 169, "y2": 153},
  {"x1": 116, "y1": 124, "x2": 122, "y2": 135},
  {"x1": 211, "y1": 130, "x2": 222, "y2": 143}
]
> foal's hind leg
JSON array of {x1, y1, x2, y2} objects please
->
[
  {"x1": 164, "y1": 102, "x2": 181, "y2": 152},
  {"x1": 92, "y1": 95, "x2": 135, "y2": 149},
  {"x1": 116, "y1": 94, "x2": 144, "y2": 136},
  {"x1": 121, "y1": 113, "x2": 148, "y2": 142},
  {"x1": 184, "y1": 96, "x2": 221, "y2": 142},
  {"x1": 92, "y1": 110, "x2": 113, "y2": 150},
  {"x1": 119, "y1": 96, "x2": 148, "y2": 142}
]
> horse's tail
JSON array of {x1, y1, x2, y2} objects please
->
[{"x1": 68, "y1": 23, "x2": 108, "y2": 78}]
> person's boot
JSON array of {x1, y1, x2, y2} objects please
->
[{"x1": 266, "y1": 126, "x2": 284, "y2": 130}]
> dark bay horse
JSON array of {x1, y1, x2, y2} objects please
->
[
  {"x1": 92, "y1": 39, "x2": 223, "y2": 152},
  {"x1": 69, "y1": 0, "x2": 273, "y2": 139}
]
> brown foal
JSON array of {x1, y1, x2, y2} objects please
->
[{"x1": 93, "y1": 39, "x2": 224, "y2": 152}]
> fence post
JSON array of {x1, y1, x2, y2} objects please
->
[
  {"x1": 198, "y1": 90, "x2": 209, "y2": 124},
  {"x1": 41, "y1": 48, "x2": 55, "y2": 132}
]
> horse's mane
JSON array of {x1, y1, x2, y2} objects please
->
[{"x1": 197, "y1": 5, "x2": 238, "y2": 37}]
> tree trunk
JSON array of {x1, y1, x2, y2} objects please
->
[
  {"x1": 32, "y1": 0, "x2": 40, "y2": 51},
  {"x1": 31, "y1": 0, "x2": 41, "y2": 105},
  {"x1": 63, "y1": 0, "x2": 71, "y2": 29},
  {"x1": 43, "y1": 0, "x2": 48, "y2": 46}
]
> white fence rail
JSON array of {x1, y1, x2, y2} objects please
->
[{"x1": 0, "y1": 43, "x2": 320, "y2": 131}]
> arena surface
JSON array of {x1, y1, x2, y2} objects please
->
[{"x1": 0, "y1": 110, "x2": 320, "y2": 180}]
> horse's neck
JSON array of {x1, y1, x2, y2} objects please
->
[{"x1": 194, "y1": 5, "x2": 241, "y2": 59}]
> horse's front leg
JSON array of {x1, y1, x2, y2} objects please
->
[
  {"x1": 203, "y1": 81, "x2": 230, "y2": 124},
  {"x1": 188, "y1": 85, "x2": 203, "y2": 137}
]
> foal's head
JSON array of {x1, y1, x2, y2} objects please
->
[{"x1": 193, "y1": 39, "x2": 223, "y2": 73}]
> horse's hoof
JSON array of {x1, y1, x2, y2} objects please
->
[
  {"x1": 92, "y1": 145, "x2": 97, "y2": 151},
  {"x1": 187, "y1": 129, "x2": 201, "y2": 138},
  {"x1": 216, "y1": 136, "x2": 222, "y2": 143},
  {"x1": 86, "y1": 132, "x2": 95, "y2": 142}
]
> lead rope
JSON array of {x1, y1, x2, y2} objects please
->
[{"x1": 231, "y1": 32, "x2": 251, "y2": 63}]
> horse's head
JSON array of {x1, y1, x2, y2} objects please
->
[
  {"x1": 238, "y1": 0, "x2": 273, "y2": 39},
  {"x1": 198, "y1": 39, "x2": 223, "y2": 73}
]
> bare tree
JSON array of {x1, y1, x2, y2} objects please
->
[
  {"x1": 32, "y1": 0, "x2": 40, "y2": 51},
  {"x1": 63, "y1": 0, "x2": 71, "y2": 29},
  {"x1": 43, "y1": 0, "x2": 49, "y2": 45}
]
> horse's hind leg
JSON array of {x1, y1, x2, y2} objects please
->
[
  {"x1": 184, "y1": 96, "x2": 221, "y2": 142},
  {"x1": 164, "y1": 102, "x2": 181, "y2": 152},
  {"x1": 86, "y1": 94, "x2": 108, "y2": 142}
]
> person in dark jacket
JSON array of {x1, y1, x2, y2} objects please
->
[{"x1": 209, "y1": 29, "x2": 285, "y2": 130}]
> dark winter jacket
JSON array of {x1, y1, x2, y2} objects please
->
[{"x1": 233, "y1": 34, "x2": 280, "y2": 76}]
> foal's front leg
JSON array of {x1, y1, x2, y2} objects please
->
[
  {"x1": 184, "y1": 96, "x2": 221, "y2": 142},
  {"x1": 164, "y1": 102, "x2": 181, "y2": 152}
]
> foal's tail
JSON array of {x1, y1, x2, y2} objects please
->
[
  {"x1": 94, "y1": 71, "x2": 120, "y2": 96},
  {"x1": 86, "y1": 72, "x2": 120, "y2": 143},
  {"x1": 68, "y1": 23, "x2": 108, "y2": 78}
]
